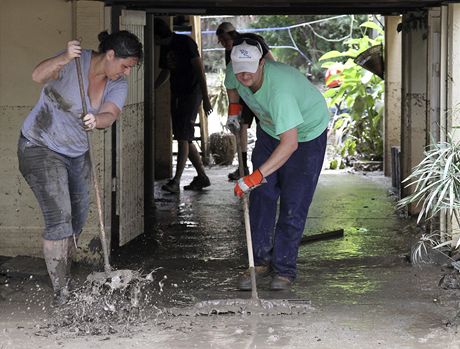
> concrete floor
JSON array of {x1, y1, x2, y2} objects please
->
[{"x1": 1, "y1": 166, "x2": 460, "y2": 348}]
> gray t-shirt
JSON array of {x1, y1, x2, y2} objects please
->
[{"x1": 21, "y1": 49, "x2": 128, "y2": 157}]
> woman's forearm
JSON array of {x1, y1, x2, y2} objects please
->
[
  {"x1": 32, "y1": 54, "x2": 71, "y2": 84},
  {"x1": 32, "y1": 41, "x2": 81, "y2": 84}
]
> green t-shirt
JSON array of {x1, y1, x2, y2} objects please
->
[{"x1": 225, "y1": 60, "x2": 330, "y2": 142}]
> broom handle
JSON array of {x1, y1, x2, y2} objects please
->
[
  {"x1": 235, "y1": 131, "x2": 258, "y2": 300},
  {"x1": 75, "y1": 57, "x2": 111, "y2": 273}
]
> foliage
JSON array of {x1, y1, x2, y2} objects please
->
[
  {"x1": 410, "y1": 232, "x2": 454, "y2": 266},
  {"x1": 250, "y1": 15, "x2": 369, "y2": 82},
  {"x1": 319, "y1": 21, "x2": 384, "y2": 165},
  {"x1": 399, "y1": 135, "x2": 460, "y2": 222},
  {"x1": 398, "y1": 133, "x2": 460, "y2": 254},
  {"x1": 209, "y1": 69, "x2": 229, "y2": 128}
]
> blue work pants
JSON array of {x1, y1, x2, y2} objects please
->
[{"x1": 250, "y1": 126, "x2": 327, "y2": 280}]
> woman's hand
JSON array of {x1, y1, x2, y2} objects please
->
[
  {"x1": 32, "y1": 40, "x2": 82, "y2": 83},
  {"x1": 64, "y1": 40, "x2": 82, "y2": 62},
  {"x1": 82, "y1": 113, "x2": 97, "y2": 131}
]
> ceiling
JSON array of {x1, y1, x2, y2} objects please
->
[{"x1": 104, "y1": 0, "x2": 449, "y2": 15}]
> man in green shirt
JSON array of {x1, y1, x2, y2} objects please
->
[{"x1": 225, "y1": 39, "x2": 329, "y2": 290}]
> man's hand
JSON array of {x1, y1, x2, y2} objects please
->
[
  {"x1": 227, "y1": 103, "x2": 242, "y2": 134},
  {"x1": 234, "y1": 169, "x2": 266, "y2": 198},
  {"x1": 82, "y1": 113, "x2": 97, "y2": 131},
  {"x1": 227, "y1": 115, "x2": 240, "y2": 133},
  {"x1": 203, "y1": 97, "x2": 213, "y2": 116}
]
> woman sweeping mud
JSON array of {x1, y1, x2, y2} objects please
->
[{"x1": 17, "y1": 31, "x2": 143, "y2": 306}]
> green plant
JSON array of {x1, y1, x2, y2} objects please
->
[
  {"x1": 398, "y1": 132, "x2": 460, "y2": 262},
  {"x1": 319, "y1": 21, "x2": 384, "y2": 165},
  {"x1": 250, "y1": 15, "x2": 369, "y2": 83},
  {"x1": 209, "y1": 69, "x2": 229, "y2": 129}
]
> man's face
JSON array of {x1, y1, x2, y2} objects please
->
[
  {"x1": 218, "y1": 33, "x2": 233, "y2": 51},
  {"x1": 235, "y1": 60, "x2": 264, "y2": 91}
]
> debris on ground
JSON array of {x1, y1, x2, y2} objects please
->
[
  {"x1": 167, "y1": 298, "x2": 315, "y2": 316},
  {"x1": 35, "y1": 268, "x2": 168, "y2": 337}
]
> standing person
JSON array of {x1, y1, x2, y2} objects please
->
[
  {"x1": 225, "y1": 40, "x2": 329, "y2": 291},
  {"x1": 215, "y1": 22, "x2": 275, "y2": 180},
  {"x1": 18, "y1": 31, "x2": 143, "y2": 305},
  {"x1": 154, "y1": 18, "x2": 213, "y2": 193}
]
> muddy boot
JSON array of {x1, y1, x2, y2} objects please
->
[
  {"x1": 238, "y1": 265, "x2": 272, "y2": 291},
  {"x1": 43, "y1": 238, "x2": 72, "y2": 307},
  {"x1": 270, "y1": 275, "x2": 293, "y2": 291},
  {"x1": 65, "y1": 235, "x2": 79, "y2": 292}
]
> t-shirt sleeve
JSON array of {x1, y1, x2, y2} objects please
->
[
  {"x1": 224, "y1": 62, "x2": 238, "y2": 89},
  {"x1": 269, "y1": 92, "x2": 303, "y2": 135},
  {"x1": 104, "y1": 78, "x2": 128, "y2": 111}
]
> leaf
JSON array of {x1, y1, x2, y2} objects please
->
[
  {"x1": 321, "y1": 62, "x2": 336, "y2": 69},
  {"x1": 360, "y1": 21, "x2": 384, "y2": 34},
  {"x1": 319, "y1": 50, "x2": 346, "y2": 61},
  {"x1": 323, "y1": 88, "x2": 337, "y2": 98}
]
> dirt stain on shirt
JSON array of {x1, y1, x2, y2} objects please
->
[
  {"x1": 33, "y1": 104, "x2": 52, "y2": 138},
  {"x1": 45, "y1": 86, "x2": 73, "y2": 112}
]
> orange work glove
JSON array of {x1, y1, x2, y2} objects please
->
[
  {"x1": 226, "y1": 103, "x2": 242, "y2": 134},
  {"x1": 234, "y1": 169, "x2": 266, "y2": 198}
]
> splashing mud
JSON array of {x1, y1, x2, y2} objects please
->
[{"x1": 36, "y1": 269, "x2": 167, "y2": 337}]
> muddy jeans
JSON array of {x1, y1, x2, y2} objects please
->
[
  {"x1": 249, "y1": 127, "x2": 327, "y2": 280},
  {"x1": 17, "y1": 134, "x2": 91, "y2": 240}
]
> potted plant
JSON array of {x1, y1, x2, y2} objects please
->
[{"x1": 397, "y1": 131, "x2": 460, "y2": 286}]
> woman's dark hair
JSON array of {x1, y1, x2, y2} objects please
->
[
  {"x1": 216, "y1": 29, "x2": 239, "y2": 40},
  {"x1": 98, "y1": 30, "x2": 143, "y2": 62}
]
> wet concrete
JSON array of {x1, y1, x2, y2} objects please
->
[
  {"x1": 111, "y1": 168, "x2": 419, "y2": 307},
  {"x1": 1, "y1": 167, "x2": 460, "y2": 348}
]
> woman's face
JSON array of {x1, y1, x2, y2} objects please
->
[
  {"x1": 106, "y1": 50, "x2": 139, "y2": 80},
  {"x1": 218, "y1": 33, "x2": 233, "y2": 51}
]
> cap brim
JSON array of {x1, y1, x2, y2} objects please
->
[{"x1": 232, "y1": 61, "x2": 259, "y2": 74}]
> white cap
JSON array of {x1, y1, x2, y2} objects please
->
[{"x1": 231, "y1": 40, "x2": 263, "y2": 74}]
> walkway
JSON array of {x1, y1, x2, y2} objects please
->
[{"x1": 1, "y1": 167, "x2": 459, "y2": 348}]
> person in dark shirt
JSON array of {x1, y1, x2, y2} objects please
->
[
  {"x1": 155, "y1": 18, "x2": 212, "y2": 193},
  {"x1": 216, "y1": 22, "x2": 275, "y2": 180}
]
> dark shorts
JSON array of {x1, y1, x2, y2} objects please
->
[
  {"x1": 17, "y1": 135, "x2": 91, "y2": 240},
  {"x1": 240, "y1": 100, "x2": 257, "y2": 127},
  {"x1": 171, "y1": 87, "x2": 203, "y2": 141}
]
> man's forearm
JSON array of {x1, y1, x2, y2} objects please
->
[{"x1": 259, "y1": 129, "x2": 298, "y2": 177}]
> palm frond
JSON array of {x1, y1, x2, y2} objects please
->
[
  {"x1": 411, "y1": 232, "x2": 453, "y2": 265},
  {"x1": 398, "y1": 135, "x2": 460, "y2": 223}
]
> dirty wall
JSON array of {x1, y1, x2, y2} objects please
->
[{"x1": 0, "y1": 0, "x2": 110, "y2": 264}]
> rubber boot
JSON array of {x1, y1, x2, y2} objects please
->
[
  {"x1": 43, "y1": 237, "x2": 72, "y2": 307},
  {"x1": 66, "y1": 234, "x2": 79, "y2": 291}
]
